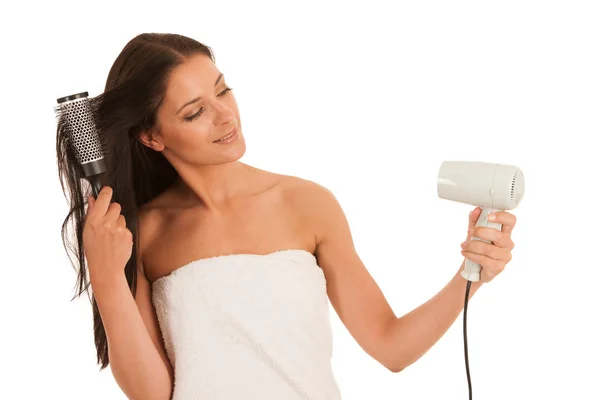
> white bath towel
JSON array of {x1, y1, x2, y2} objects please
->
[{"x1": 151, "y1": 249, "x2": 342, "y2": 400}]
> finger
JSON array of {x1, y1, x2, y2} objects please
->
[
  {"x1": 88, "y1": 186, "x2": 113, "y2": 220},
  {"x1": 471, "y1": 227, "x2": 514, "y2": 249},
  {"x1": 84, "y1": 196, "x2": 95, "y2": 224},
  {"x1": 488, "y1": 211, "x2": 517, "y2": 234},
  {"x1": 468, "y1": 207, "x2": 481, "y2": 230},
  {"x1": 116, "y1": 214, "x2": 126, "y2": 228},
  {"x1": 462, "y1": 239, "x2": 512, "y2": 262},
  {"x1": 461, "y1": 250, "x2": 506, "y2": 277},
  {"x1": 105, "y1": 202, "x2": 122, "y2": 223},
  {"x1": 469, "y1": 227, "x2": 513, "y2": 248},
  {"x1": 466, "y1": 207, "x2": 482, "y2": 240}
]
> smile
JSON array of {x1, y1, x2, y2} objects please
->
[{"x1": 214, "y1": 128, "x2": 238, "y2": 144}]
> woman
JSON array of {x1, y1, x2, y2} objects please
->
[{"x1": 57, "y1": 33, "x2": 517, "y2": 400}]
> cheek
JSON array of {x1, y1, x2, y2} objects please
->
[
  {"x1": 166, "y1": 123, "x2": 213, "y2": 148},
  {"x1": 189, "y1": 124, "x2": 215, "y2": 145},
  {"x1": 226, "y1": 96, "x2": 240, "y2": 118}
]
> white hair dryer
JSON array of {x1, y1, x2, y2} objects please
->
[{"x1": 437, "y1": 161, "x2": 525, "y2": 282}]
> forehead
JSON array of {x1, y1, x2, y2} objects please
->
[{"x1": 163, "y1": 54, "x2": 220, "y2": 107}]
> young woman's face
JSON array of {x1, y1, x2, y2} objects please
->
[{"x1": 150, "y1": 54, "x2": 246, "y2": 165}]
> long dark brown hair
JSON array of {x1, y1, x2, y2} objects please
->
[{"x1": 56, "y1": 33, "x2": 214, "y2": 370}]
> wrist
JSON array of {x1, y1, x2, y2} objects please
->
[
  {"x1": 90, "y1": 270, "x2": 127, "y2": 295},
  {"x1": 453, "y1": 265, "x2": 484, "y2": 293}
]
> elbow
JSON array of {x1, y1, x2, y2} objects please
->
[
  {"x1": 130, "y1": 388, "x2": 172, "y2": 400},
  {"x1": 383, "y1": 353, "x2": 409, "y2": 373},
  {"x1": 387, "y1": 364, "x2": 405, "y2": 373},
  {"x1": 377, "y1": 318, "x2": 410, "y2": 373},
  {"x1": 382, "y1": 357, "x2": 406, "y2": 373}
]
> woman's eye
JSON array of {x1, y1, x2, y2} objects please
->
[
  {"x1": 183, "y1": 87, "x2": 233, "y2": 122},
  {"x1": 184, "y1": 108, "x2": 204, "y2": 122},
  {"x1": 218, "y1": 87, "x2": 233, "y2": 96}
]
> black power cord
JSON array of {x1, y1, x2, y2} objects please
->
[{"x1": 463, "y1": 280, "x2": 473, "y2": 400}]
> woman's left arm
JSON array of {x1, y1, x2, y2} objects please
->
[
  {"x1": 381, "y1": 207, "x2": 517, "y2": 372},
  {"x1": 305, "y1": 182, "x2": 517, "y2": 373}
]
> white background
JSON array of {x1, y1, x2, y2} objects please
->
[{"x1": 2, "y1": 0, "x2": 599, "y2": 399}]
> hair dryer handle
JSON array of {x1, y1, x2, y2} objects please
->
[{"x1": 461, "y1": 207, "x2": 503, "y2": 282}]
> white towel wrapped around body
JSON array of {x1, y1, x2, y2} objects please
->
[{"x1": 151, "y1": 249, "x2": 342, "y2": 400}]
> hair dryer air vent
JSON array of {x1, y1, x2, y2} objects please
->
[{"x1": 510, "y1": 169, "x2": 525, "y2": 205}]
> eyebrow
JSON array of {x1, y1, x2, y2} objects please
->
[{"x1": 176, "y1": 73, "x2": 224, "y2": 115}]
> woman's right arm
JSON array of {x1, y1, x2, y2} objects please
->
[
  {"x1": 85, "y1": 187, "x2": 173, "y2": 400},
  {"x1": 93, "y1": 268, "x2": 174, "y2": 400}
]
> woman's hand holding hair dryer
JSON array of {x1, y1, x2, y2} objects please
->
[{"x1": 461, "y1": 206, "x2": 517, "y2": 283}]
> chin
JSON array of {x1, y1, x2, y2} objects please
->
[{"x1": 220, "y1": 133, "x2": 246, "y2": 162}]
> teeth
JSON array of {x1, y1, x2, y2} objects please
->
[{"x1": 217, "y1": 131, "x2": 234, "y2": 142}]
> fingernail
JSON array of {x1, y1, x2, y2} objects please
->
[{"x1": 488, "y1": 214, "x2": 496, "y2": 221}]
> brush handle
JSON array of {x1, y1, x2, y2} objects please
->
[
  {"x1": 88, "y1": 174, "x2": 103, "y2": 198},
  {"x1": 461, "y1": 207, "x2": 503, "y2": 282}
]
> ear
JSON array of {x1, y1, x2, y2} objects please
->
[{"x1": 138, "y1": 130, "x2": 164, "y2": 151}]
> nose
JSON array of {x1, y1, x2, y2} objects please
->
[{"x1": 211, "y1": 99, "x2": 235, "y2": 126}]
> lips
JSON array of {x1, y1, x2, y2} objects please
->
[{"x1": 214, "y1": 127, "x2": 237, "y2": 142}]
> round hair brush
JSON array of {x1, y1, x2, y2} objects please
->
[{"x1": 55, "y1": 92, "x2": 108, "y2": 197}]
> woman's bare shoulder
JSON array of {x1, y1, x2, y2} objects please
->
[
  {"x1": 277, "y1": 173, "x2": 332, "y2": 202},
  {"x1": 244, "y1": 166, "x2": 330, "y2": 215}
]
